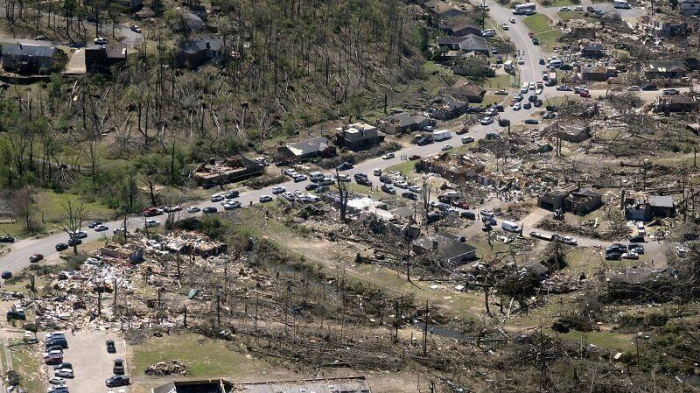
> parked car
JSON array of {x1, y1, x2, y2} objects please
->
[
  {"x1": 106, "y1": 375, "x2": 131, "y2": 388},
  {"x1": 55, "y1": 243, "x2": 69, "y2": 251},
  {"x1": 401, "y1": 192, "x2": 418, "y2": 200},
  {"x1": 480, "y1": 116, "x2": 494, "y2": 125},
  {"x1": 561, "y1": 236, "x2": 578, "y2": 245},
  {"x1": 145, "y1": 220, "x2": 160, "y2": 228},
  {"x1": 30, "y1": 254, "x2": 44, "y2": 263},
  {"x1": 71, "y1": 231, "x2": 88, "y2": 239},
  {"x1": 55, "y1": 369, "x2": 74, "y2": 378},
  {"x1": 460, "y1": 211, "x2": 476, "y2": 220},
  {"x1": 1, "y1": 271, "x2": 11, "y2": 279},
  {"x1": 629, "y1": 235, "x2": 645, "y2": 243},
  {"x1": 49, "y1": 377, "x2": 66, "y2": 385},
  {"x1": 106, "y1": 340, "x2": 116, "y2": 353},
  {"x1": 579, "y1": 91, "x2": 591, "y2": 98},
  {"x1": 94, "y1": 37, "x2": 108, "y2": 45},
  {"x1": 225, "y1": 190, "x2": 240, "y2": 199},
  {"x1": 130, "y1": 25, "x2": 141, "y2": 33},
  {"x1": 381, "y1": 184, "x2": 396, "y2": 194},
  {"x1": 628, "y1": 85, "x2": 641, "y2": 91},
  {"x1": 524, "y1": 119, "x2": 539, "y2": 124},
  {"x1": 67, "y1": 238, "x2": 82, "y2": 247},
  {"x1": 88, "y1": 221, "x2": 102, "y2": 228},
  {"x1": 382, "y1": 152, "x2": 395, "y2": 160},
  {"x1": 53, "y1": 362, "x2": 73, "y2": 371},
  {"x1": 495, "y1": 89, "x2": 508, "y2": 95},
  {"x1": 605, "y1": 253, "x2": 622, "y2": 261},
  {"x1": 461, "y1": 136, "x2": 474, "y2": 144},
  {"x1": 663, "y1": 88, "x2": 680, "y2": 95},
  {"x1": 336, "y1": 162, "x2": 353, "y2": 171},
  {"x1": 210, "y1": 194, "x2": 225, "y2": 202},
  {"x1": 642, "y1": 84, "x2": 658, "y2": 91},
  {"x1": 441, "y1": 144, "x2": 453, "y2": 151},
  {"x1": 223, "y1": 201, "x2": 241, "y2": 210},
  {"x1": 629, "y1": 244, "x2": 645, "y2": 254},
  {"x1": 202, "y1": 207, "x2": 218, "y2": 214},
  {"x1": 272, "y1": 186, "x2": 286, "y2": 194},
  {"x1": 0, "y1": 235, "x2": 14, "y2": 243},
  {"x1": 95, "y1": 225, "x2": 108, "y2": 232},
  {"x1": 259, "y1": 195, "x2": 273, "y2": 203},
  {"x1": 556, "y1": 85, "x2": 572, "y2": 91},
  {"x1": 113, "y1": 358, "x2": 125, "y2": 374},
  {"x1": 523, "y1": 102, "x2": 532, "y2": 110},
  {"x1": 622, "y1": 252, "x2": 639, "y2": 260},
  {"x1": 186, "y1": 206, "x2": 201, "y2": 213}
]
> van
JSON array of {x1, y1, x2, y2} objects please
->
[
  {"x1": 432, "y1": 130, "x2": 452, "y2": 142},
  {"x1": 501, "y1": 220, "x2": 521, "y2": 232},
  {"x1": 520, "y1": 83, "x2": 529, "y2": 93},
  {"x1": 309, "y1": 171, "x2": 324, "y2": 182},
  {"x1": 548, "y1": 59, "x2": 562, "y2": 68}
]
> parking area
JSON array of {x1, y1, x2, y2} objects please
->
[{"x1": 45, "y1": 330, "x2": 130, "y2": 393}]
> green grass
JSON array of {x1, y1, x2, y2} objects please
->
[
  {"x1": 11, "y1": 348, "x2": 45, "y2": 393},
  {"x1": 548, "y1": 329, "x2": 635, "y2": 351},
  {"x1": 536, "y1": 30, "x2": 563, "y2": 50},
  {"x1": 0, "y1": 190, "x2": 116, "y2": 238},
  {"x1": 131, "y1": 333, "x2": 272, "y2": 378},
  {"x1": 546, "y1": 0, "x2": 574, "y2": 6},
  {"x1": 557, "y1": 11, "x2": 595, "y2": 21},
  {"x1": 385, "y1": 160, "x2": 418, "y2": 177},
  {"x1": 479, "y1": 74, "x2": 512, "y2": 90},
  {"x1": 523, "y1": 14, "x2": 553, "y2": 34}
]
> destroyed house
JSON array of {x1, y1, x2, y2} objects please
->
[
  {"x1": 277, "y1": 137, "x2": 336, "y2": 161},
  {"x1": 580, "y1": 43, "x2": 604, "y2": 58},
  {"x1": 565, "y1": 188, "x2": 602, "y2": 215},
  {"x1": 417, "y1": 153, "x2": 485, "y2": 182},
  {"x1": 645, "y1": 61, "x2": 686, "y2": 79},
  {"x1": 193, "y1": 156, "x2": 264, "y2": 188},
  {"x1": 175, "y1": 36, "x2": 223, "y2": 68},
  {"x1": 537, "y1": 186, "x2": 578, "y2": 211},
  {"x1": 624, "y1": 194, "x2": 674, "y2": 221},
  {"x1": 85, "y1": 43, "x2": 127, "y2": 72},
  {"x1": 680, "y1": 0, "x2": 700, "y2": 15},
  {"x1": 1, "y1": 43, "x2": 57, "y2": 74},
  {"x1": 153, "y1": 377, "x2": 372, "y2": 393},
  {"x1": 647, "y1": 20, "x2": 688, "y2": 37},
  {"x1": 654, "y1": 95, "x2": 698, "y2": 113},
  {"x1": 547, "y1": 123, "x2": 591, "y2": 143},
  {"x1": 164, "y1": 231, "x2": 227, "y2": 257},
  {"x1": 444, "y1": 82, "x2": 486, "y2": 103},
  {"x1": 335, "y1": 123, "x2": 384, "y2": 150},
  {"x1": 411, "y1": 232, "x2": 477, "y2": 264},
  {"x1": 605, "y1": 268, "x2": 676, "y2": 300},
  {"x1": 100, "y1": 244, "x2": 144, "y2": 263},
  {"x1": 380, "y1": 112, "x2": 433, "y2": 134},
  {"x1": 428, "y1": 96, "x2": 467, "y2": 120},
  {"x1": 581, "y1": 66, "x2": 617, "y2": 82}
]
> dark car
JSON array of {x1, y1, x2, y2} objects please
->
[
  {"x1": 402, "y1": 192, "x2": 418, "y2": 200},
  {"x1": 88, "y1": 221, "x2": 102, "y2": 228},
  {"x1": 202, "y1": 207, "x2": 218, "y2": 214},
  {"x1": 225, "y1": 190, "x2": 240, "y2": 199},
  {"x1": 106, "y1": 340, "x2": 116, "y2": 353},
  {"x1": 493, "y1": 104, "x2": 505, "y2": 112},
  {"x1": 336, "y1": 162, "x2": 353, "y2": 171},
  {"x1": 67, "y1": 238, "x2": 82, "y2": 247},
  {"x1": 467, "y1": 106, "x2": 484, "y2": 113},
  {"x1": 539, "y1": 58, "x2": 545, "y2": 65},
  {"x1": 629, "y1": 235, "x2": 645, "y2": 243},
  {"x1": 642, "y1": 84, "x2": 658, "y2": 91},
  {"x1": 305, "y1": 183, "x2": 319, "y2": 191},
  {"x1": 379, "y1": 175, "x2": 393, "y2": 184},
  {"x1": 6, "y1": 310, "x2": 26, "y2": 321},
  {"x1": 1, "y1": 271, "x2": 11, "y2": 279},
  {"x1": 528, "y1": 95, "x2": 537, "y2": 102},
  {"x1": 525, "y1": 119, "x2": 539, "y2": 124},
  {"x1": 560, "y1": 63, "x2": 573, "y2": 70},
  {"x1": 532, "y1": 38, "x2": 539, "y2": 45},
  {"x1": 416, "y1": 137, "x2": 432, "y2": 146},
  {"x1": 106, "y1": 375, "x2": 130, "y2": 388},
  {"x1": 629, "y1": 244, "x2": 645, "y2": 254},
  {"x1": 606, "y1": 243, "x2": 627, "y2": 253},
  {"x1": 498, "y1": 119, "x2": 511, "y2": 127},
  {"x1": 113, "y1": 358, "x2": 125, "y2": 374},
  {"x1": 55, "y1": 243, "x2": 69, "y2": 252},
  {"x1": 29, "y1": 254, "x2": 44, "y2": 263},
  {"x1": 605, "y1": 253, "x2": 621, "y2": 261},
  {"x1": 523, "y1": 102, "x2": 532, "y2": 110},
  {"x1": 543, "y1": 112, "x2": 556, "y2": 119},
  {"x1": 461, "y1": 211, "x2": 476, "y2": 220},
  {"x1": 53, "y1": 362, "x2": 73, "y2": 371},
  {"x1": 534, "y1": 100, "x2": 543, "y2": 107},
  {"x1": 356, "y1": 177, "x2": 372, "y2": 186},
  {"x1": 586, "y1": 5, "x2": 595, "y2": 12},
  {"x1": 0, "y1": 235, "x2": 15, "y2": 243},
  {"x1": 381, "y1": 184, "x2": 396, "y2": 194}
]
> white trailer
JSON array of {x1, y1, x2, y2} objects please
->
[
  {"x1": 432, "y1": 130, "x2": 452, "y2": 142},
  {"x1": 613, "y1": 0, "x2": 631, "y2": 9},
  {"x1": 501, "y1": 220, "x2": 521, "y2": 233},
  {"x1": 513, "y1": 2, "x2": 536, "y2": 14}
]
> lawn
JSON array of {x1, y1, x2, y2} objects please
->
[
  {"x1": 385, "y1": 160, "x2": 418, "y2": 177},
  {"x1": 523, "y1": 14, "x2": 562, "y2": 50},
  {"x1": 0, "y1": 190, "x2": 116, "y2": 238},
  {"x1": 131, "y1": 333, "x2": 273, "y2": 378},
  {"x1": 557, "y1": 11, "x2": 595, "y2": 21},
  {"x1": 545, "y1": 0, "x2": 575, "y2": 6},
  {"x1": 10, "y1": 347, "x2": 46, "y2": 393},
  {"x1": 479, "y1": 74, "x2": 512, "y2": 90}
]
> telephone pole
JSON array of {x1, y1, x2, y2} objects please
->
[{"x1": 423, "y1": 300, "x2": 429, "y2": 356}]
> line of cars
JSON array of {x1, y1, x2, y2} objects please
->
[
  {"x1": 44, "y1": 332, "x2": 74, "y2": 393},
  {"x1": 105, "y1": 339, "x2": 131, "y2": 389}
]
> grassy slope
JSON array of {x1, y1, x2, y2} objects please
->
[{"x1": 523, "y1": 14, "x2": 562, "y2": 49}]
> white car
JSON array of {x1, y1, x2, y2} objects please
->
[
  {"x1": 520, "y1": 86, "x2": 528, "y2": 94},
  {"x1": 529, "y1": 82, "x2": 536, "y2": 90},
  {"x1": 480, "y1": 116, "x2": 493, "y2": 125},
  {"x1": 271, "y1": 186, "x2": 286, "y2": 194},
  {"x1": 441, "y1": 144, "x2": 453, "y2": 151},
  {"x1": 144, "y1": 220, "x2": 160, "y2": 228},
  {"x1": 94, "y1": 37, "x2": 108, "y2": 45},
  {"x1": 495, "y1": 89, "x2": 508, "y2": 95},
  {"x1": 512, "y1": 103, "x2": 521, "y2": 111},
  {"x1": 509, "y1": 17, "x2": 516, "y2": 23},
  {"x1": 561, "y1": 236, "x2": 577, "y2": 245},
  {"x1": 394, "y1": 181, "x2": 409, "y2": 189},
  {"x1": 186, "y1": 206, "x2": 200, "y2": 213},
  {"x1": 259, "y1": 195, "x2": 273, "y2": 203},
  {"x1": 560, "y1": 6, "x2": 570, "y2": 11},
  {"x1": 54, "y1": 369, "x2": 73, "y2": 378},
  {"x1": 535, "y1": 88, "x2": 543, "y2": 95},
  {"x1": 49, "y1": 377, "x2": 66, "y2": 385},
  {"x1": 517, "y1": 57, "x2": 524, "y2": 65},
  {"x1": 622, "y1": 252, "x2": 639, "y2": 260},
  {"x1": 628, "y1": 85, "x2": 641, "y2": 91},
  {"x1": 373, "y1": 168, "x2": 382, "y2": 176},
  {"x1": 574, "y1": 5, "x2": 584, "y2": 11},
  {"x1": 222, "y1": 201, "x2": 242, "y2": 210},
  {"x1": 501, "y1": 23, "x2": 509, "y2": 30},
  {"x1": 282, "y1": 192, "x2": 295, "y2": 201},
  {"x1": 382, "y1": 152, "x2": 395, "y2": 160},
  {"x1": 210, "y1": 194, "x2": 224, "y2": 202}
]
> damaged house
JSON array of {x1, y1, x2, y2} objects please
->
[
  {"x1": 537, "y1": 186, "x2": 602, "y2": 215},
  {"x1": 624, "y1": 193, "x2": 676, "y2": 221},
  {"x1": 653, "y1": 95, "x2": 698, "y2": 113},
  {"x1": 547, "y1": 122, "x2": 591, "y2": 143},
  {"x1": 335, "y1": 123, "x2": 384, "y2": 150},
  {"x1": 645, "y1": 61, "x2": 686, "y2": 79},
  {"x1": 379, "y1": 112, "x2": 433, "y2": 134},
  {"x1": 428, "y1": 95, "x2": 468, "y2": 120},
  {"x1": 444, "y1": 81, "x2": 486, "y2": 103},
  {"x1": 417, "y1": 153, "x2": 485, "y2": 182},
  {"x1": 192, "y1": 156, "x2": 264, "y2": 188},
  {"x1": 411, "y1": 232, "x2": 477, "y2": 265},
  {"x1": 276, "y1": 137, "x2": 337, "y2": 162}
]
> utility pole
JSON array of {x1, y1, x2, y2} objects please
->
[
  {"x1": 423, "y1": 300, "x2": 429, "y2": 356},
  {"x1": 481, "y1": 0, "x2": 486, "y2": 30},
  {"x1": 216, "y1": 286, "x2": 222, "y2": 327}
]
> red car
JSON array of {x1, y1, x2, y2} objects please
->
[
  {"x1": 29, "y1": 254, "x2": 44, "y2": 263},
  {"x1": 579, "y1": 91, "x2": 591, "y2": 98}
]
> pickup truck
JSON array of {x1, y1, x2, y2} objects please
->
[{"x1": 529, "y1": 231, "x2": 555, "y2": 241}]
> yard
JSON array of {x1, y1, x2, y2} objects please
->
[{"x1": 523, "y1": 14, "x2": 562, "y2": 50}]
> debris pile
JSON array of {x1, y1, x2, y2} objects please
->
[{"x1": 145, "y1": 360, "x2": 189, "y2": 376}]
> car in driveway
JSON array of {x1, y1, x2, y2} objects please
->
[
  {"x1": 30, "y1": 253, "x2": 44, "y2": 263},
  {"x1": 55, "y1": 243, "x2": 69, "y2": 251},
  {"x1": 480, "y1": 116, "x2": 494, "y2": 125},
  {"x1": 106, "y1": 375, "x2": 131, "y2": 387},
  {"x1": 259, "y1": 195, "x2": 273, "y2": 203}
]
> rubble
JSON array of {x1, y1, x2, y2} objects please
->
[{"x1": 145, "y1": 360, "x2": 189, "y2": 376}]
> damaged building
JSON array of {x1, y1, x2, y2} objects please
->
[
  {"x1": 335, "y1": 122, "x2": 384, "y2": 151},
  {"x1": 153, "y1": 377, "x2": 372, "y2": 393},
  {"x1": 193, "y1": 156, "x2": 264, "y2": 188},
  {"x1": 411, "y1": 232, "x2": 477, "y2": 264},
  {"x1": 537, "y1": 186, "x2": 603, "y2": 215},
  {"x1": 624, "y1": 193, "x2": 676, "y2": 221}
]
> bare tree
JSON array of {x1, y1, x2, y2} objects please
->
[
  {"x1": 11, "y1": 186, "x2": 39, "y2": 233},
  {"x1": 59, "y1": 201, "x2": 86, "y2": 254},
  {"x1": 335, "y1": 167, "x2": 349, "y2": 221}
]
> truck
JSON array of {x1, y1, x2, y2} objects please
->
[
  {"x1": 513, "y1": 2, "x2": 537, "y2": 14},
  {"x1": 432, "y1": 129, "x2": 452, "y2": 142},
  {"x1": 504, "y1": 60, "x2": 514, "y2": 74},
  {"x1": 613, "y1": 0, "x2": 631, "y2": 8},
  {"x1": 501, "y1": 220, "x2": 521, "y2": 233},
  {"x1": 546, "y1": 72, "x2": 557, "y2": 86}
]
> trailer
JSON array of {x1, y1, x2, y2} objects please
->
[
  {"x1": 513, "y1": 2, "x2": 537, "y2": 14},
  {"x1": 432, "y1": 129, "x2": 452, "y2": 142},
  {"x1": 501, "y1": 220, "x2": 521, "y2": 233}
]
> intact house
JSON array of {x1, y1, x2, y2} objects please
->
[
  {"x1": 653, "y1": 95, "x2": 699, "y2": 113},
  {"x1": 335, "y1": 122, "x2": 384, "y2": 150},
  {"x1": 679, "y1": 0, "x2": 700, "y2": 15},
  {"x1": 1, "y1": 43, "x2": 58, "y2": 74},
  {"x1": 192, "y1": 156, "x2": 264, "y2": 188},
  {"x1": 645, "y1": 61, "x2": 686, "y2": 79},
  {"x1": 379, "y1": 112, "x2": 434, "y2": 135},
  {"x1": 437, "y1": 34, "x2": 488, "y2": 56},
  {"x1": 444, "y1": 81, "x2": 486, "y2": 103},
  {"x1": 624, "y1": 194, "x2": 676, "y2": 221},
  {"x1": 276, "y1": 137, "x2": 336, "y2": 162},
  {"x1": 422, "y1": 0, "x2": 464, "y2": 23},
  {"x1": 411, "y1": 232, "x2": 477, "y2": 265},
  {"x1": 580, "y1": 43, "x2": 604, "y2": 58},
  {"x1": 428, "y1": 95, "x2": 467, "y2": 120},
  {"x1": 175, "y1": 36, "x2": 223, "y2": 68},
  {"x1": 85, "y1": 43, "x2": 127, "y2": 72},
  {"x1": 444, "y1": 21, "x2": 482, "y2": 37}
]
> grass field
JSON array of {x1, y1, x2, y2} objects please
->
[
  {"x1": 523, "y1": 14, "x2": 562, "y2": 50},
  {"x1": 480, "y1": 74, "x2": 513, "y2": 90},
  {"x1": 11, "y1": 346, "x2": 46, "y2": 393},
  {"x1": 0, "y1": 190, "x2": 116, "y2": 238},
  {"x1": 132, "y1": 333, "x2": 273, "y2": 378}
]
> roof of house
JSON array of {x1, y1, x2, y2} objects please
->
[
  {"x1": 86, "y1": 43, "x2": 127, "y2": 59},
  {"x1": 430, "y1": 95, "x2": 467, "y2": 111},
  {"x1": 572, "y1": 188, "x2": 601, "y2": 198},
  {"x1": 647, "y1": 61, "x2": 686, "y2": 73},
  {"x1": 582, "y1": 43, "x2": 603, "y2": 51},
  {"x1": 451, "y1": 21, "x2": 482, "y2": 34},
  {"x1": 286, "y1": 137, "x2": 332, "y2": 156},
  {"x1": 386, "y1": 112, "x2": 428, "y2": 127},
  {"x1": 437, "y1": 36, "x2": 464, "y2": 46},
  {"x1": 343, "y1": 123, "x2": 379, "y2": 142},
  {"x1": 458, "y1": 34, "x2": 488, "y2": 52},
  {"x1": 181, "y1": 36, "x2": 223, "y2": 54},
  {"x1": 446, "y1": 82, "x2": 486, "y2": 99},
  {"x1": 649, "y1": 195, "x2": 674, "y2": 208},
  {"x1": 413, "y1": 232, "x2": 476, "y2": 260},
  {"x1": 2, "y1": 43, "x2": 55, "y2": 57}
]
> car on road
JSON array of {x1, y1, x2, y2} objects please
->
[
  {"x1": 1, "y1": 271, "x2": 11, "y2": 279},
  {"x1": 145, "y1": 220, "x2": 160, "y2": 228},
  {"x1": 49, "y1": 377, "x2": 66, "y2": 385},
  {"x1": 210, "y1": 194, "x2": 225, "y2": 202},
  {"x1": 106, "y1": 375, "x2": 131, "y2": 387},
  {"x1": 513, "y1": 93, "x2": 523, "y2": 101},
  {"x1": 461, "y1": 136, "x2": 474, "y2": 144},
  {"x1": 401, "y1": 192, "x2": 418, "y2": 200},
  {"x1": 579, "y1": 91, "x2": 591, "y2": 98},
  {"x1": 94, "y1": 37, "x2": 108, "y2": 45},
  {"x1": 71, "y1": 230, "x2": 88, "y2": 239},
  {"x1": 259, "y1": 195, "x2": 273, "y2": 203},
  {"x1": 163, "y1": 205, "x2": 182, "y2": 213},
  {"x1": 586, "y1": 5, "x2": 595, "y2": 12},
  {"x1": 556, "y1": 85, "x2": 573, "y2": 91},
  {"x1": 30, "y1": 253, "x2": 44, "y2": 263},
  {"x1": 202, "y1": 207, "x2": 218, "y2": 214},
  {"x1": 130, "y1": 25, "x2": 141, "y2": 33},
  {"x1": 480, "y1": 116, "x2": 493, "y2": 125},
  {"x1": 113, "y1": 358, "x2": 125, "y2": 374},
  {"x1": 0, "y1": 235, "x2": 14, "y2": 243},
  {"x1": 509, "y1": 17, "x2": 515, "y2": 23},
  {"x1": 524, "y1": 119, "x2": 539, "y2": 124},
  {"x1": 560, "y1": 6, "x2": 570, "y2": 10},
  {"x1": 561, "y1": 236, "x2": 578, "y2": 245},
  {"x1": 501, "y1": 22, "x2": 509, "y2": 30},
  {"x1": 55, "y1": 243, "x2": 69, "y2": 251},
  {"x1": 532, "y1": 37, "x2": 539, "y2": 45},
  {"x1": 293, "y1": 174, "x2": 307, "y2": 182},
  {"x1": 409, "y1": 154, "x2": 421, "y2": 160},
  {"x1": 382, "y1": 152, "x2": 395, "y2": 160},
  {"x1": 512, "y1": 103, "x2": 521, "y2": 111},
  {"x1": 628, "y1": 85, "x2": 641, "y2": 91},
  {"x1": 271, "y1": 186, "x2": 286, "y2": 194},
  {"x1": 491, "y1": 47, "x2": 498, "y2": 54},
  {"x1": 460, "y1": 211, "x2": 476, "y2": 219},
  {"x1": 605, "y1": 252, "x2": 621, "y2": 261},
  {"x1": 186, "y1": 206, "x2": 201, "y2": 213},
  {"x1": 663, "y1": 88, "x2": 680, "y2": 95},
  {"x1": 495, "y1": 89, "x2": 508, "y2": 95},
  {"x1": 642, "y1": 84, "x2": 658, "y2": 91},
  {"x1": 55, "y1": 368, "x2": 74, "y2": 378},
  {"x1": 441, "y1": 144, "x2": 453, "y2": 151},
  {"x1": 336, "y1": 162, "x2": 353, "y2": 171},
  {"x1": 517, "y1": 57, "x2": 524, "y2": 65},
  {"x1": 106, "y1": 340, "x2": 116, "y2": 353},
  {"x1": 47, "y1": 385, "x2": 69, "y2": 393},
  {"x1": 88, "y1": 221, "x2": 102, "y2": 228},
  {"x1": 95, "y1": 225, "x2": 108, "y2": 232},
  {"x1": 224, "y1": 190, "x2": 240, "y2": 199},
  {"x1": 629, "y1": 234, "x2": 645, "y2": 243},
  {"x1": 223, "y1": 201, "x2": 241, "y2": 210},
  {"x1": 381, "y1": 184, "x2": 396, "y2": 194}
]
